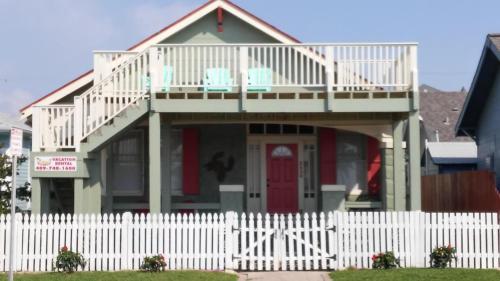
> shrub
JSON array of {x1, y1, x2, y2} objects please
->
[
  {"x1": 430, "y1": 245, "x2": 457, "y2": 268},
  {"x1": 140, "y1": 254, "x2": 166, "y2": 272},
  {"x1": 54, "y1": 246, "x2": 86, "y2": 273},
  {"x1": 372, "y1": 251, "x2": 400, "y2": 269}
]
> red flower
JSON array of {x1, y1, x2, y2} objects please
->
[
  {"x1": 371, "y1": 254, "x2": 378, "y2": 261},
  {"x1": 61, "y1": 245, "x2": 68, "y2": 252}
]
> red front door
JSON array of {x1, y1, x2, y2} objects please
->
[{"x1": 266, "y1": 143, "x2": 299, "y2": 213}]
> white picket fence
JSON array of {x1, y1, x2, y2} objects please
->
[{"x1": 0, "y1": 211, "x2": 499, "y2": 272}]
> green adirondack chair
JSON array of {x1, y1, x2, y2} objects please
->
[
  {"x1": 162, "y1": 65, "x2": 173, "y2": 92},
  {"x1": 143, "y1": 65, "x2": 173, "y2": 92},
  {"x1": 203, "y1": 68, "x2": 233, "y2": 92},
  {"x1": 247, "y1": 67, "x2": 272, "y2": 92},
  {"x1": 143, "y1": 75, "x2": 151, "y2": 91}
]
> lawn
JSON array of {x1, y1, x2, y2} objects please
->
[
  {"x1": 0, "y1": 271, "x2": 237, "y2": 281},
  {"x1": 330, "y1": 268, "x2": 500, "y2": 281}
]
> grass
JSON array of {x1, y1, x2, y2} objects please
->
[
  {"x1": 330, "y1": 268, "x2": 500, "y2": 281},
  {"x1": 0, "y1": 271, "x2": 237, "y2": 281}
]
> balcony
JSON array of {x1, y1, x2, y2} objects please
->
[
  {"x1": 33, "y1": 43, "x2": 418, "y2": 151},
  {"x1": 148, "y1": 43, "x2": 418, "y2": 113}
]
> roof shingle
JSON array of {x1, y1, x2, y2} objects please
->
[{"x1": 419, "y1": 85, "x2": 471, "y2": 142}]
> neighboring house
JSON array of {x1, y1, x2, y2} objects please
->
[
  {"x1": 0, "y1": 113, "x2": 32, "y2": 210},
  {"x1": 419, "y1": 85, "x2": 477, "y2": 175},
  {"x1": 457, "y1": 33, "x2": 500, "y2": 189},
  {"x1": 21, "y1": 0, "x2": 421, "y2": 214}
]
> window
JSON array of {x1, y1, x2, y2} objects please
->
[
  {"x1": 303, "y1": 144, "x2": 316, "y2": 198},
  {"x1": 266, "y1": 124, "x2": 281, "y2": 134},
  {"x1": 282, "y1": 124, "x2": 298, "y2": 134},
  {"x1": 271, "y1": 145, "x2": 293, "y2": 157},
  {"x1": 247, "y1": 143, "x2": 261, "y2": 198},
  {"x1": 248, "y1": 124, "x2": 315, "y2": 135},
  {"x1": 111, "y1": 131, "x2": 144, "y2": 196},
  {"x1": 336, "y1": 132, "x2": 366, "y2": 196},
  {"x1": 170, "y1": 128, "x2": 183, "y2": 196},
  {"x1": 249, "y1": 124, "x2": 265, "y2": 134}
]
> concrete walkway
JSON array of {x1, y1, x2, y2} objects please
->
[{"x1": 237, "y1": 271, "x2": 331, "y2": 281}]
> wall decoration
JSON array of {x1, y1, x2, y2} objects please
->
[{"x1": 204, "y1": 151, "x2": 234, "y2": 182}]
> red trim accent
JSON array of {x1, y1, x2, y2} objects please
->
[
  {"x1": 217, "y1": 7, "x2": 224, "y2": 32},
  {"x1": 182, "y1": 128, "x2": 200, "y2": 195},
  {"x1": 367, "y1": 137, "x2": 381, "y2": 196},
  {"x1": 21, "y1": 0, "x2": 302, "y2": 114},
  {"x1": 319, "y1": 128, "x2": 337, "y2": 185}
]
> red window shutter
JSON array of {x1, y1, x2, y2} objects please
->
[
  {"x1": 367, "y1": 136, "x2": 381, "y2": 196},
  {"x1": 182, "y1": 128, "x2": 200, "y2": 195},
  {"x1": 319, "y1": 128, "x2": 337, "y2": 184}
]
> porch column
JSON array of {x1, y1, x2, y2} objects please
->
[
  {"x1": 73, "y1": 178, "x2": 84, "y2": 213},
  {"x1": 103, "y1": 148, "x2": 113, "y2": 213},
  {"x1": 380, "y1": 146, "x2": 395, "y2": 210},
  {"x1": 408, "y1": 111, "x2": 422, "y2": 210},
  {"x1": 149, "y1": 112, "x2": 162, "y2": 213},
  {"x1": 393, "y1": 118, "x2": 406, "y2": 211},
  {"x1": 83, "y1": 155, "x2": 102, "y2": 214},
  {"x1": 161, "y1": 122, "x2": 171, "y2": 213},
  {"x1": 31, "y1": 178, "x2": 50, "y2": 214}
]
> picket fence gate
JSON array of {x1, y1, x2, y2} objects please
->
[{"x1": 0, "y1": 211, "x2": 499, "y2": 272}]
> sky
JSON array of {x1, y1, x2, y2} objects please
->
[{"x1": 0, "y1": 0, "x2": 499, "y2": 116}]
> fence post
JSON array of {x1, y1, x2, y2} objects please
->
[
  {"x1": 225, "y1": 211, "x2": 234, "y2": 270},
  {"x1": 121, "y1": 212, "x2": 132, "y2": 270}
]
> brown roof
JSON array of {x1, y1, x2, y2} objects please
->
[
  {"x1": 419, "y1": 85, "x2": 472, "y2": 142},
  {"x1": 489, "y1": 33, "x2": 500, "y2": 50}
]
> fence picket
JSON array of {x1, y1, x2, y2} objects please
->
[{"x1": 0, "y1": 211, "x2": 499, "y2": 273}]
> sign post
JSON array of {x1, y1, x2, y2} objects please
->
[{"x1": 8, "y1": 127, "x2": 22, "y2": 281}]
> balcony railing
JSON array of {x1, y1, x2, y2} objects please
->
[
  {"x1": 32, "y1": 105, "x2": 76, "y2": 151},
  {"x1": 33, "y1": 43, "x2": 418, "y2": 151},
  {"x1": 149, "y1": 43, "x2": 417, "y2": 92}
]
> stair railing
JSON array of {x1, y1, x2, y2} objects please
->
[{"x1": 74, "y1": 50, "x2": 151, "y2": 151}]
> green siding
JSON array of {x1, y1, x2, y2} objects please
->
[
  {"x1": 172, "y1": 124, "x2": 247, "y2": 205},
  {"x1": 163, "y1": 11, "x2": 279, "y2": 44}
]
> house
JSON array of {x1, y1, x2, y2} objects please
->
[
  {"x1": 457, "y1": 33, "x2": 500, "y2": 189},
  {"x1": 419, "y1": 85, "x2": 477, "y2": 175},
  {"x1": 0, "y1": 113, "x2": 32, "y2": 211},
  {"x1": 21, "y1": 0, "x2": 421, "y2": 214}
]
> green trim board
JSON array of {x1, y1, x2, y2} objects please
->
[{"x1": 152, "y1": 97, "x2": 412, "y2": 113}]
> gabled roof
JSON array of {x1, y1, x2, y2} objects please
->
[
  {"x1": 20, "y1": 0, "x2": 301, "y2": 118},
  {"x1": 456, "y1": 34, "x2": 500, "y2": 137},
  {"x1": 419, "y1": 85, "x2": 471, "y2": 142}
]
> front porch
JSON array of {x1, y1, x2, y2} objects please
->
[{"x1": 31, "y1": 112, "x2": 416, "y2": 214}]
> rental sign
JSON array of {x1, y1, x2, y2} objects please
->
[{"x1": 34, "y1": 156, "x2": 77, "y2": 172}]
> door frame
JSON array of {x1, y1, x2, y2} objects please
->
[{"x1": 247, "y1": 135, "x2": 317, "y2": 213}]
